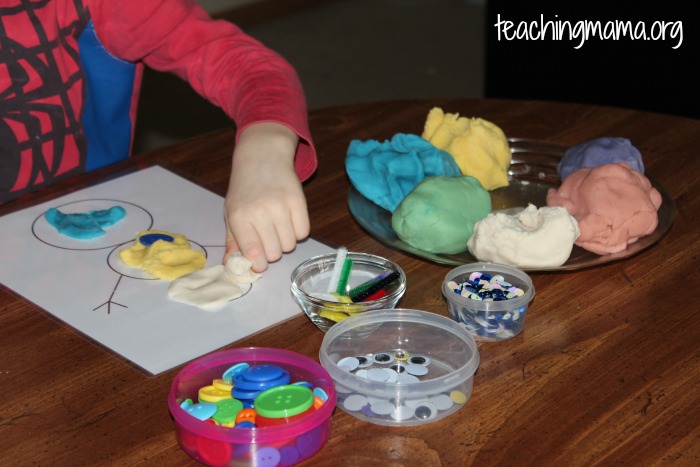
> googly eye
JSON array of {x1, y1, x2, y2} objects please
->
[
  {"x1": 396, "y1": 373, "x2": 420, "y2": 383},
  {"x1": 430, "y1": 393, "x2": 454, "y2": 411},
  {"x1": 383, "y1": 368, "x2": 399, "y2": 382},
  {"x1": 390, "y1": 405, "x2": 415, "y2": 421},
  {"x1": 355, "y1": 355, "x2": 374, "y2": 368},
  {"x1": 408, "y1": 355, "x2": 430, "y2": 366},
  {"x1": 372, "y1": 352, "x2": 394, "y2": 364},
  {"x1": 337, "y1": 356, "x2": 360, "y2": 372},
  {"x1": 393, "y1": 350, "x2": 409, "y2": 361},
  {"x1": 368, "y1": 399, "x2": 395, "y2": 416},
  {"x1": 389, "y1": 363, "x2": 406, "y2": 374},
  {"x1": 342, "y1": 394, "x2": 368, "y2": 412},
  {"x1": 366, "y1": 368, "x2": 392, "y2": 382},
  {"x1": 405, "y1": 363, "x2": 429, "y2": 376},
  {"x1": 413, "y1": 401, "x2": 438, "y2": 420}
]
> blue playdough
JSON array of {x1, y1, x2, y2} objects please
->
[
  {"x1": 345, "y1": 133, "x2": 461, "y2": 212},
  {"x1": 45, "y1": 205, "x2": 127, "y2": 239},
  {"x1": 557, "y1": 137, "x2": 644, "y2": 181}
]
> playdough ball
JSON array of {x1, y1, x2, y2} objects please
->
[
  {"x1": 392, "y1": 176, "x2": 491, "y2": 254},
  {"x1": 45, "y1": 205, "x2": 126, "y2": 239},
  {"x1": 558, "y1": 137, "x2": 645, "y2": 180},
  {"x1": 168, "y1": 253, "x2": 260, "y2": 311},
  {"x1": 468, "y1": 204, "x2": 580, "y2": 268},
  {"x1": 421, "y1": 107, "x2": 511, "y2": 190},
  {"x1": 546, "y1": 163, "x2": 662, "y2": 255},
  {"x1": 118, "y1": 230, "x2": 206, "y2": 280},
  {"x1": 345, "y1": 133, "x2": 461, "y2": 212}
]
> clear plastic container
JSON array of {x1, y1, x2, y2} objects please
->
[
  {"x1": 442, "y1": 262, "x2": 535, "y2": 341},
  {"x1": 319, "y1": 309, "x2": 479, "y2": 426},
  {"x1": 168, "y1": 347, "x2": 336, "y2": 466}
]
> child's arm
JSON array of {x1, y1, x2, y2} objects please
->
[
  {"x1": 91, "y1": 1, "x2": 318, "y2": 268},
  {"x1": 224, "y1": 122, "x2": 309, "y2": 272}
]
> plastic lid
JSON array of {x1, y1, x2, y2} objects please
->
[{"x1": 254, "y1": 385, "x2": 314, "y2": 419}]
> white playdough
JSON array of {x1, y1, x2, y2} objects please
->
[
  {"x1": 467, "y1": 204, "x2": 580, "y2": 268},
  {"x1": 167, "y1": 252, "x2": 260, "y2": 311}
]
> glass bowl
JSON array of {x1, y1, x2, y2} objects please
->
[{"x1": 291, "y1": 252, "x2": 406, "y2": 332}]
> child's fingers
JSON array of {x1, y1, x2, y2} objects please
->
[
  {"x1": 290, "y1": 200, "x2": 310, "y2": 241},
  {"x1": 231, "y1": 221, "x2": 270, "y2": 273}
]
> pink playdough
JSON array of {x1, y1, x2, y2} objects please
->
[{"x1": 546, "y1": 162, "x2": 662, "y2": 255}]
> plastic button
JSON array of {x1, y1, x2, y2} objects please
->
[
  {"x1": 253, "y1": 446, "x2": 281, "y2": 467},
  {"x1": 233, "y1": 364, "x2": 291, "y2": 391},
  {"x1": 212, "y1": 398, "x2": 243, "y2": 425},
  {"x1": 235, "y1": 408, "x2": 257, "y2": 425},
  {"x1": 183, "y1": 401, "x2": 217, "y2": 421},
  {"x1": 212, "y1": 378, "x2": 233, "y2": 391},
  {"x1": 243, "y1": 364, "x2": 286, "y2": 382},
  {"x1": 254, "y1": 385, "x2": 314, "y2": 419},
  {"x1": 222, "y1": 362, "x2": 249, "y2": 382},
  {"x1": 198, "y1": 385, "x2": 233, "y2": 403}
]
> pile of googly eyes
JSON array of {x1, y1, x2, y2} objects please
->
[{"x1": 334, "y1": 350, "x2": 469, "y2": 422}]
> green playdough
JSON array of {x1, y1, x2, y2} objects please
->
[{"x1": 391, "y1": 176, "x2": 492, "y2": 254}]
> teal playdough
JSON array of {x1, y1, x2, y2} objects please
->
[
  {"x1": 345, "y1": 133, "x2": 461, "y2": 212},
  {"x1": 392, "y1": 176, "x2": 491, "y2": 254},
  {"x1": 45, "y1": 206, "x2": 127, "y2": 239}
]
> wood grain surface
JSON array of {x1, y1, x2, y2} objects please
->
[{"x1": 1, "y1": 99, "x2": 698, "y2": 466}]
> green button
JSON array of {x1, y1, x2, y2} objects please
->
[
  {"x1": 254, "y1": 385, "x2": 314, "y2": 419},
  {"x1": 212, "y1": 398, "x2": 243, "y2": 424}
]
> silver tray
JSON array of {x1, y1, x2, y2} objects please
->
[{"x1": 347, "y1": 139, "x2": 676, "y2": 271}]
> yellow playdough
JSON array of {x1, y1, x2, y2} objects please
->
[
  {"x1": 118, "y1": 230, "x2": 206, "y2": 280},
  {"x1": 421, "y1": 107, "x2": 511, "y2": 190}
]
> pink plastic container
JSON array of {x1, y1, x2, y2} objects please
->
[{"x1": 168, "y1": 347, "x2": 336, "y2": 467}]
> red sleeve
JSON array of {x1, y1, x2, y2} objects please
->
[{"x1": 87, "y1": 0, "x2": 317, "y2": 181}]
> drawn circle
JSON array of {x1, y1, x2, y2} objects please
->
[
  {"x1": 107, "y1": 239, "x2": 209, "y2": 280},
  {"x1": 32, "y1": 199, "x2": 153, "y2": 251}
]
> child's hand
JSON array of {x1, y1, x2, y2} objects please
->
[{"x1": 224, "y1": 122, "x2": 309, "y2": 272}]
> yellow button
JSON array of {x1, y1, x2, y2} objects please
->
[
  {"x1": 212, "y1": 378, "x2": 233, "y2": 392},
  {"x1": 198, "y1": 385, "x2": 232, "y2": 403}
]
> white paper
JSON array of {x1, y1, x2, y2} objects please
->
[{"x1": 0, "y1": 166, "x2": 333, "y2": 375}]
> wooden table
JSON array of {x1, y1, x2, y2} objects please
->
[{"x1": 1, "y1": 99, "x2": 698, "y2": 465}]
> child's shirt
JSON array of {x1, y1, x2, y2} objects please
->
[{"x1": 0, "y1": 0, "x2": 317, "y2": 202}]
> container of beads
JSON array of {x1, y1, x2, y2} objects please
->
[
  {"x1": 291, "y1": 250, "x2": 407, "y2": 332},
  {"x1": 442, "y1": 262, "x2": 535, "y2": 341},
  {"x1": 168, "y1": 347, "x2": 336, "y2": 466},
  {"x1": 319, "y1": 309, "x2": 479, "y2": 426}
]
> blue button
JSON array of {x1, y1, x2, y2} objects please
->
[
  {"x1": 232, "y1": 387, "x2": 263, "y2": 401},
  {"x1": 242, "y1": 364, "x2": 286, "y2": 382},
  {"x1": 292, "y1": 381, "x2": 313, "y2": 389},
  {"x1": 312, "y1": 387, "x2": 329, "y2": 402},
  {"x1": 234, "y1": 421, "x2": 256, "y2": 428},
  {"x1": 233, "y1": 370, "x2": 291, "y2": 391},
  {"x1": 233, "y1": 364, "x2": 291, "y2": 391},
  {"x1": 183, "y1": 402, "x2": 217, "y2": 420},
  {"x1": 222, "y1": 362, "x2": 250, "y2": 383}
]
